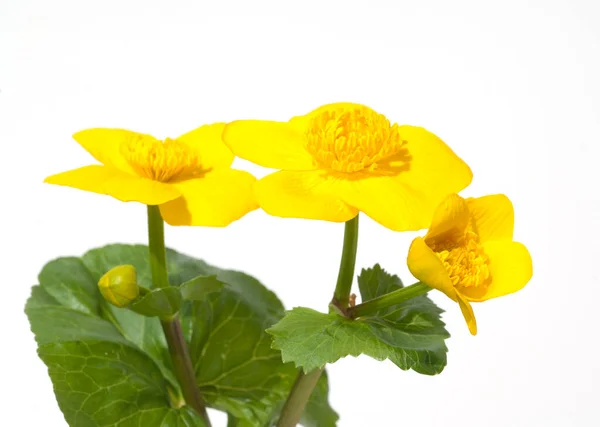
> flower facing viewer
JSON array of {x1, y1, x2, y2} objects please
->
[
  {"x1": 223, "y1": 102, "x2": 473, "y2": 231},
  {"x1": 407, "y1": 193, "x2": 533, "y2": 335},
  {"x1": 45, "y1": 125, "x2": 257, "y2": 226}
]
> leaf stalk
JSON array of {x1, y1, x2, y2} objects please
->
[{"x1": 347, "y1": 282, "x2": 431, "y2": 318}]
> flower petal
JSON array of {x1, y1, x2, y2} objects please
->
[
  {"x1": 396, "y1": 126, "x2": 473, "y2": 185},
  {"x1": 456, "y1": 294, "x2": 478, "y2": 335},
  {"x1": 387, "y1": 126, "x2": 473, "y2": 223},
  {"x1": 425, "y1": 194, "x2": 470, "y2": 244},
  {"x1": 222, "y1": 121, "x2": 315, "y2": 170},
  {"x1": 337, "y1": 175, "x2": 434, "y2": 231},
  {"x1": 407, "y1": 237, "x2": 456, "y2": 301},
  {"x1": 45, "y1": 165, "x2": 181, "y2": 205},
  {"x1": 255, "y1": 170, "x2": 357, "y2": 222},
  {"x1": 466, "y1": 194, "x2": 514, "y2": 243},
  {"x1": 460, "y1": 241, "x2": 533, "y2": 302},
  {"x1": 159, "y1": 169, "x2": 258, "y2": 227},
  {"x1": 176, "y1": 123, "x2": 234, "y2": 170},
  {"x1": 73, "y1": 128, "x2": 148, "y2": 175}
]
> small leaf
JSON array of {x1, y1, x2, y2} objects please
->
[
  {"x1": 358, "y1": 263, "x2": 403, "y2": 302},
  {"x1": 268, "y1": 264, "x2": 449, "y2": 375},
  {"x1": 130, "y1": 287, "x2": 182, "y2": 318}
]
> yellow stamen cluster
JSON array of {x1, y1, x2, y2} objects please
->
[
  {"x1": 304, "y1": 105, "x2": 407, "y2": 173},
  {"x1": 121, "y1": 135, "x2": 205, "y2": 182},
  {"x1": 433, "y1": 231, "x2": 491, "y2": 289}
]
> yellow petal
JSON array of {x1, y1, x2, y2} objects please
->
[
  {"x1": 176, "y1": 123, "x2": 234, "y2": 170},
  {"x1": 391, "y1": 125, "x2": 473, "y2": 222},
  {"x1": 222, "y1": 121, "x2": 315, "y2": 170},
  {"x1": 424, "y1": 194, "x2": 470, "y2": 243},
  {"x1": 45, "y1": 165, "x2": 181, "y2": 204},
  {"x1": 407, "y1": 237, "x2": 456, "y2": 301},
  {"x1": 457, "y1": 294, "x2": 478, "y2": 335},
  {"x1": 73, "y1": 128, "x2": 147, "y2": 175},
  {"x1": 336, "y1": 175, "x2": 433, "y2": 231},
  {"x1": 461, "y1": 241, "x2": 533, "y2": 302},
  {"x1": 159, "y1": 169, "x2": 258, "y2": 227},
  {"x1": 466, "y1": 194, "x2": 514, "y2": 243},
  {"x1": 255, "y1": 170, "x2": 357, "y2": 222}
]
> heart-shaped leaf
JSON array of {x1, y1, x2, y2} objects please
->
[{"x1": 26, "y1": 244, "x2": 338, "y2": 427}]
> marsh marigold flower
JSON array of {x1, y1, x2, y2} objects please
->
[
  {"x1": 223, "y1": 102, "x2": 473, "y2": 231},
  {"x1": 45, "y1": 125, "x2": 257, "y2": 226},
  {"x1": 407, "y1": 193, "x2": 533, "y2": 335}
]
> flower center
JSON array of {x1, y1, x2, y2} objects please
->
[
  {"x1": 120, "y1": 135, "x2": 205, "y2": 182},
  {"x1": 304, "y1": 104, "x2": 408, "y2": 173},
  {"x1": 432, "y1": 231, "x2": 492, "y2": 289}
]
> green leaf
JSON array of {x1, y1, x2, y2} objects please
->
[
  {"x1": 224, "y1": 372, "x2": 336, "y2": 427},
  {"x1": 26, "y1": 245, "x2": 210, "y2": 426},
  {"x1": 26, "y1": 244, "x2": 337, "y2": 427},
  {"x1": 183, "y1": 270, "x2": 338, "y2": 426},
  {"x1": 130, "y1": 287, "x2": 182, "y2": 318},
  {"x1": 358, "y1": 263, "x2": 403, "y2": 302},
  {"x1": 38, "y1": 339, "x2": 203, "y2": 427},
  {"x1": 180, "y1": 276, "x2": 224, "y2": 302},
  {"x1": 268, "y1": 264, "x2": 449, "y2": 375}
]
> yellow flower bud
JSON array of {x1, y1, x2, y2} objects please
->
[{"x1": 98, "y1": 265, "x2": 140, "y2": 308}]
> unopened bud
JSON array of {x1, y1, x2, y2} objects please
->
[{"x1": 98, "y1": 265, "x2": 139, "y2": 308}]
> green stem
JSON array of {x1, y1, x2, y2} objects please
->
[
  {"x1": 331, "y1": 215, "x2": 359, "y2": 310},
  {"x1": 146, "y1": 206, "x2": 211, "y2": 426},
  {"x1": 161, "y1": 317, "x2": 209, "y2": 422},
  {"x1": 147, "y1": 206, "x2": 169, "y2": 289},
  {"x1": 277, "y1": 216, "x2": 359, "y2": 427},
  {"x1": 276, "y1": 369, "x2": 324, "y2": 427},
  {"x1": 347, "y1": 282, "x2": 431, "y2": 318}
]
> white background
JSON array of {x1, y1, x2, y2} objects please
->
[{"x1": 1, "y1": 0, "x2": 599, "y2": 425}]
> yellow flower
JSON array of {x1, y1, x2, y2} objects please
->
[
  {"x1": 222, "y1": 102, "x2": 473, "y2": 231},
  {"x1": 407, "y1": 193, "x2": 533, "y2": 335},
  {"x1": 45, "y1": 125, "x2": 258, "y2": 226}
]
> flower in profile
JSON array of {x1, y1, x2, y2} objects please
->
[
  {"x1": 407, "y1": 193, "x2": 533, "y2": 335},
  {"x1": 45, "y1": 125, "x2": 257, "y2": 226},
  {"x1": 223, "y1": 102, "x2": 472, "y2": 231}
]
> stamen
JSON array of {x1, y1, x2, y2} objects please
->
[
  {"x1": 120, "y1": 135, "x2": 205, "y2": 182},
  {"x1": 304, "y1": 104, "x2": 409, "y2": 173},
  {"x1": 433, "y1": 232, "x2": 492, "y2": 289}
]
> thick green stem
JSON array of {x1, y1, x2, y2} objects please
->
[
  {"x1": 277, "y1": 369, "x2": 324, "y2": 427},
  {"x1": 278, "y1": 216, "x2": 360, "y2": 427},
  {"x1": 147, "y1": 206, "x2": 169, "y2": 289},
  {"x1": 147, "y1": 206, "x2": 211, "y2": 426},
  {"x1": 348, "y1": 282, "x2": 431, "y2": 318},
  {"x1": 331, "y1": 215, "x2": 359, "y2": 310}
]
